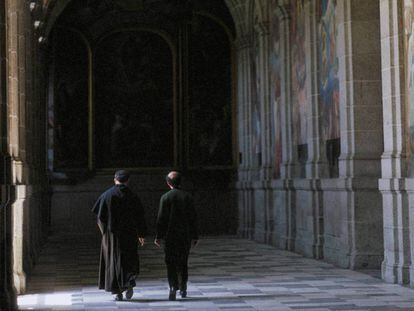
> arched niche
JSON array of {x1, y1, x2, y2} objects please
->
[
  {"x1": 47, "y1": 0, "x2": 236, "y2": 173},
  {"x1": 49, "y1": 28, "x2": 89, "y2": 170},
  {"x1": 188, "y1": 13, "x2": 235, "y2": 167},
  {"x1": 94, "y1": 30, "x2": 175, "y2": 168}
]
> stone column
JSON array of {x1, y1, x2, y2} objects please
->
[
  {"x1": 277, "y1": 2, "x2": 296, "y2": 251},
  {"x1": 379, "y1": 0, "x2": 411, "y2": 284},
  {"x1": 225, "y1": 0, "x2": 255, "y2": 239},
  {"x1": 291, "y1": 0, "x2": 324, "y2": 259},
  {"x1": 305, "y1": 1, "x2": 326, "y2": 180},
  {"x1": 6, "y1": 0, "x2": 30, "y2": 294},
  {"x1": 257, "y1": 19, "x2": 273, "y2": 182},
  {"x1": 334, "y1": 0, "x2": 383, "y2": 269},
  {"x1": 255, "y1": 18, "x2": 275, "y2": 243},
  {"x1": 0, "y1": 0, "x2": 16, "y2": 309},
  {"x1": 305, "y1": 0, "x2": 325, "y2": 259},
  {"x1": 235, "y1": 35, "x2": 255, "y2": 238}
]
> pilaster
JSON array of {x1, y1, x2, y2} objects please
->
[
  {"x1": 278, "y1": 3, "x2": 297, "y2": 251},
  {"x1": 256, "y1": 20, "x2": 273, "y2": 181},
  {"x1": 6, "y1": 0, "x2": 37, "y2": 295},
  {"x1": 255, "y1": 19, "x2": 275, "y2": 243},
  {"x1": 235, "y1": 35, "x2": 255, "y2": 238},
  {"x1": 0, "y1": 0, "x2": 16, "y2": 309},
  {"x1": 379, "y1": 0, "x2": 411, "y2": 284},
  {"x1": 305, "y1": 0, "x2": 324, "y2": 259},
  {"x1": 333, "y1": 0, "x2": 383, "y2": 269}
]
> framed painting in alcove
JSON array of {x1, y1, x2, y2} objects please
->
[{"x1": 94, "y1": 31, "x2": 175, "y2": 168}]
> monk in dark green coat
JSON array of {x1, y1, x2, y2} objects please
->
[
  {"x1": 92, "y1": 170, "x2": 147, "y2": 301},
  {"x1": 155, "y1": 171, "x2": 198, "y2": 301}
]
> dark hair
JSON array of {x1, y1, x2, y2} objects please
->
[
  {"x1": 166, "y1": 171, "x2": 181, "y2": 188},
  {"x1": 114, "y1": 170, "x2": 130, "y2": 183}
]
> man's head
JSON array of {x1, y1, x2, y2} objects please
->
[
  {"x1": 166, "y1": 171, "x2": 181, "y2": 189},
  {"x1": 114, "y1": 170, "x2": 130, "y2": 184}
]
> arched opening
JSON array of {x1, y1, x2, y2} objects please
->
[
  {"x1": 94, "y1": 30, "x2": 175, "y2": 168},
  {"x1": 50, "y1": 28, "x2": 89, "y2": 170},
  {"x1": 45, "y1": 0, "x2": 237, "y2": 236}
]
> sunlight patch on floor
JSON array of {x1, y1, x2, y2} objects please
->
[{"x1": 18, "y1": 293, "x2": 73, "y2": 308}]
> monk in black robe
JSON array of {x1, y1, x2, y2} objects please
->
[
  {"x1": 154, "y1": 171, "x2": 198, "y2": 301},
  {"x1": 92, "y1": 170, "x2": 147, "y2": 301}
]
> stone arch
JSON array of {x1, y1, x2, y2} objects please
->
[
  {"x1": 224, "y1": 0, "x2": 249, "y2": 38},
  {"x1": 248, "y1": 0, "x2": 260, "y2": 35},
  {"x1": 252, "y1": 0, "x2": 268, "y2": 26},
  {"x1": 40, "y1": 0, "x2": 72, "y2": 40},
  {"x1": 44, "y1": 0, "x2": 238, "y2": 236},
  {"x1": 43, "y1": 0, "x2": 243, "y2": 41},
  {"x1": 248, "y1": 0, "x2": 290, "y2": 31}
]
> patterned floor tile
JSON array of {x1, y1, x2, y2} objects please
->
[{"x1": 17, "y1": 234, "x2": 414, "y2": 310}]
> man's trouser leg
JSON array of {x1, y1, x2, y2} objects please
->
[
  {"x1": 166, "y1": 260, "x2": 179, "y2": 290},
  {"x1": 178, "y1": 255, "x2": 189, "y2": 291}
]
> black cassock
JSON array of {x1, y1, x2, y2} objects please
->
[
  {"x1": 155, "y1": 188, "x2": 198, "y2": 290},
  {"x1": 92, "y1": 184, "x2": 147, "y2": 294}
]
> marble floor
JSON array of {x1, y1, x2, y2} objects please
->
[{"x1": 18, "y1": 234, "x2": 414, "y2": 310}]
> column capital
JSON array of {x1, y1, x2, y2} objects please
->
[
  {"x1": 254, "y1": 21, "x2": 270, "y2": 36},
  {"x1": 235, "y1": 35, "x2": 251, "y2": 50}
]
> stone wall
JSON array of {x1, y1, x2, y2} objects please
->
[
  {"x1": 1, "y1": 5, "x2": 414, "y2": 311},
  {"x1": 2, "y1": 0, "x2": 50, "y2": 304},
  {"x1": 51, "y1": 170, "x2": 237, "y2": 237},
  {"x1": 234, "y1": 0, "x2": 384, "y2": 270},
  {"x1": 380, "y1": 0, "x2": 414, "y2": 286}
]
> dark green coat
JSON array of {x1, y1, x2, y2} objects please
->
[{"x1": 155, "y1": 188, "x2": 198, "y2": 262}]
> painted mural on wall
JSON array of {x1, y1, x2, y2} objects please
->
[
  {"x1": 53, "y1": 29, "x2": 89, "y2": 170},
  {"x1": 94, "y1": 31, "x2": 174, "y2": 168},
  {"x1": 189, "y1": 14, "x2": 233, "y2": 167},
  {"x1": 251, "y1": 12, "x2": 262, "y2": 160},
  {"x1": 290, "y1": 0, "x2": 308, "y2": 146},
  {"x1": 270, "y1": 0, "x2": 282, "y2": 178},
  {"x1": 404, "y1": 0, "x2": 414, "y2": 176},
  {"x1": 318, "y1": 0, "x2": 340, "y2": 141}
]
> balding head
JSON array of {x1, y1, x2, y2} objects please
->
[
  {"x1": 114, "y1": 170, "x2": 130, "y2": 184},
  {"x1": 166, "y1": 171, "x2": 181, "y2": 188}
]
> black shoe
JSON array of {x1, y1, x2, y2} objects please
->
[
  {"x1": 169, "y1": 288, "x2": 177, "y2": 301},
  {"x1": 180, "y1": 290, "x2": 187, "y2": 298},
  {"x1": 125, "y1": 287, "x2": 133, "y2": 300},
  {"x1": 114, "y1": 293, "x2": 123, "y2": 301}
]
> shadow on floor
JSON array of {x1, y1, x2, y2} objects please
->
[{"x1": 127, "y1": 293, "x2": 285, "y2": 303}]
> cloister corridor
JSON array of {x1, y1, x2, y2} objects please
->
[{"x1": 17, "y1": 235, "x2": 414, "y2": 311}]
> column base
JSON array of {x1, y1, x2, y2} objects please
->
[
  {"x1": 381, "y1": 261, "x2": 410, "y2": 284},
  {"x1": 13, "y1": 271, "x2": 26, "y2": 295}
]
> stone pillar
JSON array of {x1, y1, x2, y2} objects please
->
[
  {"x1": 6, "y1": 0, "x2": 26, "y2": 294},
  {"x1": 235, "y1": 35, "x2": 255, "y2": 238},
  {"x1": 334, "y1": 0, "x2": 383, "y2": 269},
  {"x1": 257, "y1": 19, "x2": 273, "y2": 182},
  {"x1": 278, "y1": 3, "x2": 296, "y2": 251},
  {"x1": 0, "y1": 0, "x2": 16, "y2": 309},
  {"x1": 291, "y1": 0, "x2": 324, "y2": 259},
  {"x1": 305, "y1": 1, "x2": 326, "y2": 180},
  {"x1": 255, "y1": 18, "x2": 275, "y2": 243},
  {"x1": 4, "y1": 0, "x2": 50, "y2": 296},
  {"x1": 379, "y1": 0, "x2": 411, "y2": 284},
  {"x1": 304, "y1": 0, "x2": 325, "y2": 259}
]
